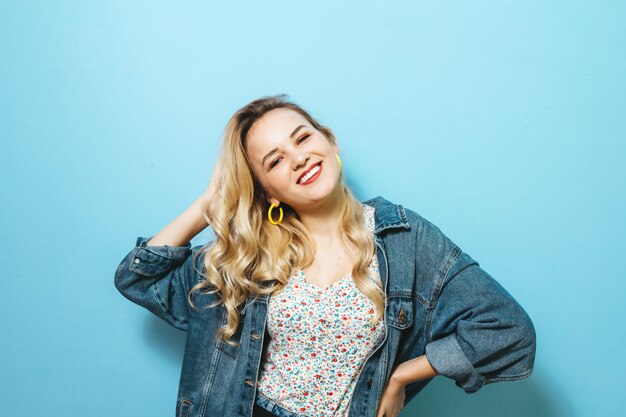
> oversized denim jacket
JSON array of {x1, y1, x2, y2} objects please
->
[{"x1": 114, "y1": 195, "x2": 536, "y2": 417}]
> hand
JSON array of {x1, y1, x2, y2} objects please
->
[
  {"x1": 204, "y1": 157, "x2": 224, "y2": 200},
  {"x1": 376, "y1": 377, "x2": 406, "y2": 417},
  {"x1": 202, "y1": 157, "x2": 225, "y2": 224}
]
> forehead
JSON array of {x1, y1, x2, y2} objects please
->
[{"x1": 246, "y1": 108, "x2": 310, "y2": 157}]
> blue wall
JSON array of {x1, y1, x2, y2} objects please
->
[{"x1": 1, "y1": 1, "x2": 624, "y2": 416}]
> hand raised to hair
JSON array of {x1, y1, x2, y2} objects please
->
[
  {"x1": 202, "y1": 157, "x2": 225, "y2": 225},
  {"x1": 204, "y1": 157, "x2": 225, "y2": 199}
]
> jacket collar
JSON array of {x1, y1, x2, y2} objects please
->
[
  {"x1": 361, "y1": 195, "x2": 411, "y2": 234},
  {"x1": 250, "y1": 195, "x2": 410, "y2": 299}
]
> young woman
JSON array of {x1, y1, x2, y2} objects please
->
[{"x1": 114, "y1": 94, "x2": 536, "y2": 417}]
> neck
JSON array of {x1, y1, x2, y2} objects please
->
[{"x1": 295, "y1": 185, "x2": 346, "y2": 244}]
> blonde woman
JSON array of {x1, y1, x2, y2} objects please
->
[{"x1": 114, "y1": 94, "x2": 536, "y2": 417}]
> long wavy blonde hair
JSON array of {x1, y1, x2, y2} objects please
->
[{"x1": 188, "y1": 94, "x2": 385, "y2": 346}]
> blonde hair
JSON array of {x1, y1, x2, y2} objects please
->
[{"x1": 189, "y1": 94, "x2": 385, "y2": 346}]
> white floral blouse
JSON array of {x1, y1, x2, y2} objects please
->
[{"x1": 256, "y1": 204, "x2": 386, "y2": 417}]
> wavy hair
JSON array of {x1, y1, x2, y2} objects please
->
[{"x1": 188, "y1": 94, "x2": 385, "y2": 346}]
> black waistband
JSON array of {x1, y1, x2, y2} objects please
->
[{"x1": 253, "y1": 402, "x2": 280, "y2": 417}]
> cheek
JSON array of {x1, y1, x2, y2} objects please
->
[
  {"x1": 251, "y1": 169, "x2": 271, "y2": 191},
  {"x1": 259, "y1": 170, "x2": 289, "y2": 192},
  {"x1": 270, "y1": 169, "x2": 291, "y2": 187}
]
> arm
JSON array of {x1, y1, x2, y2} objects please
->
[
  {"x1": 388, "y1": 355, "x2": 439, "y2": 387},
  {"x1": 146, "y1": 193, "x2": 212, "y2": 247},
  {"x1": 147, "y1": 156, "x2": 223, "y2": 247},
  {"x1": 114, "y1": 157, "x2": 223, "y2": 330},
  {"x1": 376, "y1": 355, "x2": 439, "y2": 417},
  {"x1": 397, "y1": 211, "x2": 536, "y2": 394},
  {"x1": 423, "y1": 248, "x2": 537, "y2": 393},
  {"x1": 113, "y1": 193, "x2": 213, "y2": 331}
]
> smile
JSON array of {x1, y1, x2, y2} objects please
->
[{"x1": 297, "y1": 162, "x2": 322, "y2": 185}]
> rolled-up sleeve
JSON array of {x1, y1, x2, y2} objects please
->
[
  {"x1": 417, "y1": 220, "x2": 536, "y2": 394},
  {"x1": 114, "y1": 236, "x2": 204, "y2": 332},
  {"x1": 416, "y1": 216, "x2": 536, "y2": 394}
]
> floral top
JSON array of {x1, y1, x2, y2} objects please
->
[{"x1": 256, "y1": 204, "x2": 386, "y2": 417}]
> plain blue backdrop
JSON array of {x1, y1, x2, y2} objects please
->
[{"x1": 1, "y1": 1, "x2": 624, "y2": 416}]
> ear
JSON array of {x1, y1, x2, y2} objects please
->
[{"x1": 267, "y1": 196, "x2": 280, "y2": 206}]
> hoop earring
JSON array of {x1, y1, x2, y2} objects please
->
[
  {"x1": 336, "y1": 153, "x2": 342, "y2": 169},
  {"x1": 268, "y1": 203, "x2": 283, "y2": 225}
]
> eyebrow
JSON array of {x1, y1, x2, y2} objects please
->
[{"x1": 261, "y1": 124, "x2": 307, "y2": 167}]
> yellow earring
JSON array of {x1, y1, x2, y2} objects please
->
[
  {"x1": 268, "y1": 203, "x2": 283, "y2": 225},
  {"x1": 336, "y1": 153, "x2": 342, "y2": 169}
]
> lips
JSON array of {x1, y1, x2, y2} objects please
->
[{"x1": 297, "y1": 161, "x2": 322, "y2": 184}]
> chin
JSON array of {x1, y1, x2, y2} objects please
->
[{"x1": 310, "y1": 184, "x2": 342, "y2": 202}]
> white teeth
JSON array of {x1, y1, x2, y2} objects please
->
[{"x1": 299, "y1": 164, "x2": 320, "y2": 183}]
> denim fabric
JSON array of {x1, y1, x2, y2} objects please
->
[
  {"x1": 114, "y1": 195, "x2": 536, "y2": 417},
  {"x1": 254, "y1": 391, "x2": 305, "y2": 417}
]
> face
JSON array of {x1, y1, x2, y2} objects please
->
[{"x1": 245, "y1": 108, "x2": 340, "y2": 211}]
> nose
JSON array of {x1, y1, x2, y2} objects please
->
[{"x1": 292, "y1": 151, "x2": 309, "y2": 171}]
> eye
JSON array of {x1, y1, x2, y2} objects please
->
[
  {"x1": 270, "y1": 157, "x2": 282, "y2": 168},
  {"x1": 269, "y1": 134, "x2": 311, "y2": 169}
]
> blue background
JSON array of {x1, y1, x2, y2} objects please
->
[{"x1": 1, "y1": 1, "x2": 624, "y2": 416}]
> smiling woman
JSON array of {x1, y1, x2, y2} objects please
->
[
  {"x1": 245, "y1": 106, "x2": 342, "y2": 208},
  {"x1": 114, "y1": 94, "x2": 536, "y2": 417},
  {"x1": 198, "y1": 96, "x2": 385, "y2": 340}
]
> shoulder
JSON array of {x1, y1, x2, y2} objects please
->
[
  {"x1": 363, "y1": 194, "x2": 461, "y2": 264},
  {"x1": 361, "y1": 194, "x2": 438, "y2": 234}
]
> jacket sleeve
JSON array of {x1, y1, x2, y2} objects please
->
[
  {"x1": 114, "y1": 236, "x2": 206, "y2": 332},
  {"x1": 419, "y1": 220, "x2": 537, "y2": 394}
]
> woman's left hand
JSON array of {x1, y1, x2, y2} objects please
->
[{"x1": 375, "y1": 378, "x2": 406, "y2": 417}]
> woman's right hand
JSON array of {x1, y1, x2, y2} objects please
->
[
  {"x1": 202, "y1": 157, "x2": 225, "y2": 224},
  {"x1": 204, "y1": 157, "x2": 224, "y2": 199},
  {"x1": 145, "y1": 158, "x2": 225, "y2": 247}
]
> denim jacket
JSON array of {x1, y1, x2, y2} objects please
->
[{"x1": 114, "y1": 195, "x2": 536, "y2": 417}]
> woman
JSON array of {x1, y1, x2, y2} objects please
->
[{"x1": 114, "y1": 94, "x2": 536, "y2": 417}]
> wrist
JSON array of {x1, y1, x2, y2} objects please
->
[
  {"x1": 389, "y1": 355, "x2": 439, "y2": 387},
  {"x1": 198, "y1": 193, "x2": 214, "y2": 225},
  {"x1": 389, "y1": 370, "x2": 408, "y2": 388}
]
